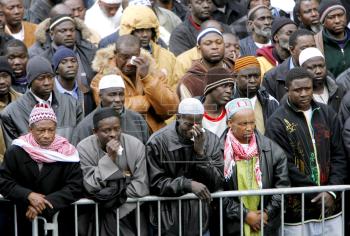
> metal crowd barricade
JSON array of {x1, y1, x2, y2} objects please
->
[{"x1": 1, "y1": 185, "x2": 350, "y2": 236}]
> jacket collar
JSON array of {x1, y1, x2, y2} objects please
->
[
  {"x1": 286, "y1": 97, "x2": 320, "y2": 113},
  {"x1": 325, "y1": 75, "x2": 338, "y2": 97}
]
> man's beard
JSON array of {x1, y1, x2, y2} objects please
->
[
  {"x1": 310, "y1": 24, "x2": 323, "y2": 34},
  {"x1": 255, "y1": 27, "x2": 271, "y2": 39},
  {"x1": 279, "y1": 38, "x2": 289, "y2": 50}
]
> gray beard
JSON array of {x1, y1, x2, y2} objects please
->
[
  {"x1": 255, "y1": 28, "x2": 271, "y2": 39},
  {"x1": 279, "y1": 38, "x2": 289, "y2": 50}
]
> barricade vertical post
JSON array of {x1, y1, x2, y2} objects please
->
[
  {"x1": 220, "y1": 197, "x2": 223, "y2": 236},
  {"x1": 137, "y1": 201, "x2": 140, "y2": 236},
  {"x1": 281, "y1": 194, "x2": 284, "y2": 236},
  {"x1": 74, "y1": 204, "x2": 78, "y2": 236},
  {"x1": 301, "y1": 193, "x2": 305, "y2": 236},
  {"x1": 199, "y1": 199, "x2": 202, "y2": 236},
  {"x1": 117, "y1": 208, "x2": 120, "y2": 236},
  {"x1": 342, "y1": 191, "x2": 345, "y2": 236},
  {"x1": 95, "y1": 203, "x2": 99, "y2": 236},
  {"x1": 240, "y1": 198, "x2": 243, "y2": 236},
  {"x1": 178, "y1": 199, "x2": 182, "y2": 236},
  {"x1": 261, "y1": 195, "x2": 264, "y2": 236},
  {"x1": 32, "y1": 217, "x2": 38, "y2": 236},
  {"x1": 14, "y1": 204, "x2": 18, "y2": 236},
  {"x1": 158, "y1": 200, "x2": 161, "y2": 236}
]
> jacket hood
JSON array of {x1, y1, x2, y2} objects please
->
[
  {"x1": 256, "y1": 45, "x2": 276, "y2": 66},
  {"x1": 186, "y1": 59, "x2": 208, "y2": 76},
  {"x1": 119, "y1": 5, "x2": 160, "y2": 41},
  {"x1": 35, "y1": 17, "x2": 93, "y2": 44},
  {"x1": 92, "y1": 44, "x2": 159, "y2": 75}
]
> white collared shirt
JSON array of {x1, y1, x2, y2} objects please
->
[{"x1": 30, "y1": 89, "x2": 53, "y2": 106}]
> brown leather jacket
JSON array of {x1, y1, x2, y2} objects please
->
[{"x1": 90, "y1": 45, "x2": 179, "y2": 133}]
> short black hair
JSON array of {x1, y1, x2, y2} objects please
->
[
  {"x1": 289, "y1": 29, "x2": 314, "y2": 47},
  {"x1": 285, "y1": 67, "x2": 312, "y2": 88},
  {"x1": 115, "y1": 35, "x2": 141, "y2": 53},
  {"x1": 4, "y1": 39, "x2": 28, "y2": 55}
]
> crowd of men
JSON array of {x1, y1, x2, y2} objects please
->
[{"x1": 0, "y1": 0, "x2": 349, "y2": 235}]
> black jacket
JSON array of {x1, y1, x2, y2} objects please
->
[
  {"x1": 263, "y1": 57, "x2": 294, "y2": 101},
  {"x1": 0, "y1": 145, "x2": 83, "y2": 235},
  {"x1": 323, "y1": 75, "x2": 346, "y2": 113},
  {"x1": 232, "y1": 86, "x2": 279, "y2": 127},
  {"x1": 220, "y1": 130, "x2": 289, "y2": 236},
  {"x1": 266, "y1": 100, "x2": 347, "y2": 223},
  {"x1": 146, "y1": 122, "x2": 224, "y2": 236}
]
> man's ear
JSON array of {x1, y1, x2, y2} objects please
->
[
  {"x1": 273, "y1": 34, "x2": 279, "y2": 43},
  {"x1": 247, "y1": 20, "x2": 254, "y2": 32}
]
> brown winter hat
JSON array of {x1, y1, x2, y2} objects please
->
[{"x1": 204, "y1": 67, "x2": 234, "y2": 95}]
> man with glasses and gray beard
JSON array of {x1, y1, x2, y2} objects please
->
[{"x1": 239, "y1": 4, "x2": 272, "y2": 56}]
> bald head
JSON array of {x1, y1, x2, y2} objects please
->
[
  {"x1": 201, "y1": 20, "x2": 224, "y2": 33},
  {"x1": 49, "y1": 3, "x2": 73, "y2": 18},
  {"x1": 115, "y1": 35, "x2": 141, "y2": 53}
]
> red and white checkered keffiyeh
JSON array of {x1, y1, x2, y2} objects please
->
[
  {"x1": 12, "y1": 133, "x2": 79, "y2": 163},
  {"x1": 224, "y1": 129, "x2": 262, "y2": 188},
  {"x1": 29, "y1": 103, "x2": 57, "y2": 126}
]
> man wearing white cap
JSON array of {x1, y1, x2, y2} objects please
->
[
  {"x1": 147, "y1": 98, "x2": 224, "y2": 236},
  {"x1": 221, "y1": 98, "x2": 289, "y2": 236},
  {"x1": 72, "y1": 74, "x2": 149, "y2": 145},
  {"x1": 299, "y1": 47, "x2": 345, "y2": 112},
  {"x1": 84, "y1": 0, "x2": 122, "y2": 38}
]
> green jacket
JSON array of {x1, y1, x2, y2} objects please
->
[{"x1": 315, "y1": 28, "x2": 350, "y2": 78}]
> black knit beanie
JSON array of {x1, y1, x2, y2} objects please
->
[
  {"x1": 271, "y1": 17, "x2": 297, "y2": 41},
  {"x1": 0, "y1": 56, "x2": 14, "y2": 80},
  {"x1": 319, "y1": 0, "x2": 346, "y2": 23}
]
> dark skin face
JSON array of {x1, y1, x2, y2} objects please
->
[
  {"x1": 132, "y1": 28, "x2": 153, "y2": 48},
  {"x1": 0, "y1": 71, "x2": 11, "y2": 95},
  {"x1": 50, "y1": 21, "x2": 76, "y2": 48},
  {"x1": 31, "y1": 73, "x2": 54, "y2": 100},
  {"x1": 0, "y1": 4, "x2": 5, "y2": 33},
  {"x1": 176, "y1": 114, "x2": 203, "y2": 140},
  {"x1": 290, "y1": 35, "x2": 316, "y2": 65},
  {"x1": 249, "y1": 8, "x2": 272, "y2": 39},
  {"x1": 274, "y1": 23, "x2": 297, "y2": 50},
  {"x1": 64, "y1": 0, "x2": 86, "y2": 20},
  {"x1": 227, "y1": 109, "x2": 256, "y2": 144},
  {"x1": 287, "y1": 77, "x2": 313, "y2": 111},
  {"x1": 302, "y1": 57, "x2": 327, "y2": 91},
  {"x1": 235, "y1": 66, "x2": 261, "y2": 98},
  {"x1": 2, "y1": 0, "x2": 24, "y2": 27},
  {"x1": 115, "y1": 45, "x2": 140, "y2": 77},
  {"x1": 323, "y1": 9, "x2": 347, "y2": 39},
  {"x1": 6, "y1": 46, "x2": 28, "y2": 78},
  {"x1": 100, "y1": 87, "x2": 125, "y2": 112},
  {"x1": 93, "y1": 116, "x2": 121, "y2": 151},
  {"x1": 298, "y1": 0, "x2": 320, "y2": 28},
  {"x1": 57, "y1": 56, "x2": 78, "y2": 80},
  {"x1": 223, "y1": 34, "x2": 240, "y2": 61},
  {"x1": 29, "y1": 120, "x2": 57, "y2": 147},
  {"x1": 206, "y1": 83, "x2": 233, "y2": 106},
  {"x1": 198, "y1": 33, "x2": 225, "y2": 65},
  {"x1": 98, "y1": 0, "x2": 120, "y2": 17},
  {"x1": 189, "y1": 0, "x2": 213, "y2": 24}
]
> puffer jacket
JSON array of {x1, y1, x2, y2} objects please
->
[
  {"x1": 119, "y1": 5, "x2": 176, "y2": 85},
  {"x1": 220, "y1": 130, "x2": 290, "y2": 236},
  {"x1": 0, "y1": 90, "x2": 83, "y2": 147},
  {"x1": 146, "y1": 122, "x2": 224, "y2": 236},
  {"x1": 90, "y1": 45, "x2": 179, "y2": 133}
]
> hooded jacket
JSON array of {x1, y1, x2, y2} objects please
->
[
  {"x1": 177, "y1": 59, "x2": 234, "y2": 100},
  {"x1": 315, "y1": 28, "x2": 350, "y2": 78},
  {"x1": 220, "y1": 130, "x2": 289, "y2": 236},
  {"x1": 146, "y1": 122, "x2": 224, "y2": 236},
  {"x1": 265, "y1": 100, "x2": 347, "y2": 223},
  {"x1": 90, "y1": 45, "x2": 179, "y2": 133},
  {"x1": 119, "y1": 5, "x2": 176, "y2": 85}
]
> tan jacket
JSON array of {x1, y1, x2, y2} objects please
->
[
  {"x1": 0, "y1": 88, "x2": 22, "y2": 162},
  {"x1": 90, "y1": 45, "x2": 179, "y2": 132},
  {"x1": 5, "y1": 21, "x2": 37, "y2": 48}
]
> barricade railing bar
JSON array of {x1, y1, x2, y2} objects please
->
[{"x1": 1, "y1": 185, "x2": 350, "y2": 236}]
